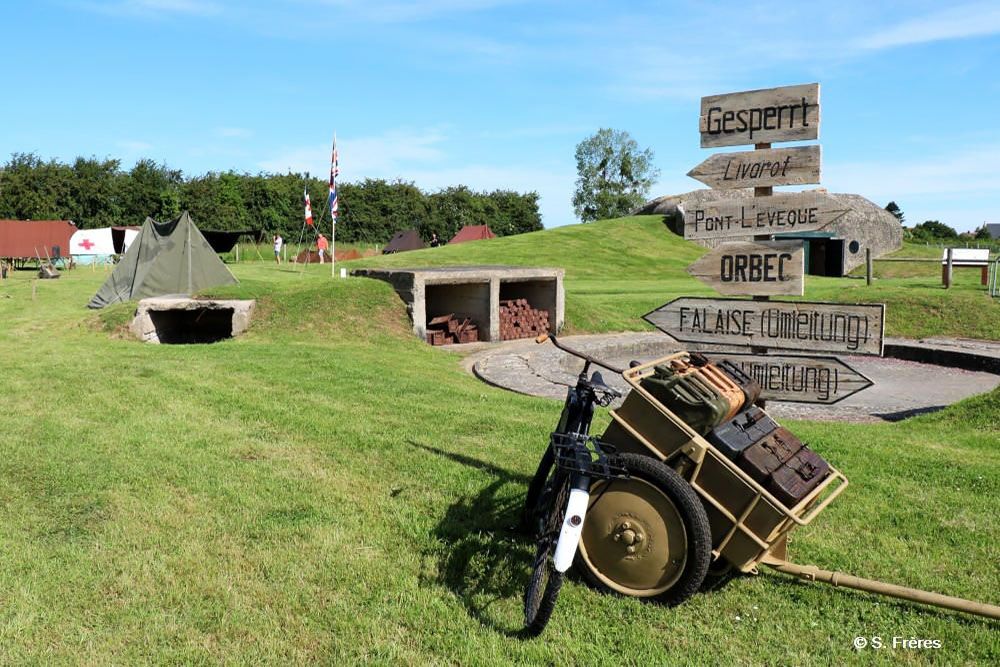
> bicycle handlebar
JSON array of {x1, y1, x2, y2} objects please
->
[{"x1": 535, "y1": 333, "x2": 625, "y2": 376}]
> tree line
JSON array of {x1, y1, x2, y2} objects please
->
[
  {"x1": 0, "y1": 153, "x2": 543, "y2": 243},
  {"x1": 884, "y1": 201, "x2": 994, "y2": 243}
]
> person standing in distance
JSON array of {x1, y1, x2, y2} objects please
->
[
  {"x1": 273, "y1": 234, "x2": 283, "y2": 264},
  {"x1": 317, "y1": 233, "x2": 329, "y2": 263}
]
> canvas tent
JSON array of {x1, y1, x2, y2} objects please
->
[
  {"x1": 201, "y1": 229, "x2": 266, "y2": 254},
  {"x1": 70, "y1": 226, "x2": 139, "y2": 265},
  {"x1": 448, "y1": 225, "x2": 496, "y2": 244},
  {"x1": 87, "y1": 212, "x2": 237, "y2": 309},
  {"x1": 382, "y1": 229, "x2": 425, "y2": 254}
]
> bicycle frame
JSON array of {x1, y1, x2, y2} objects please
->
[{"x1": 541, "y1": 336, "x2": 624, "y2": 573}]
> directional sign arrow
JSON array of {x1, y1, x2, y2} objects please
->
[
  {"x1": 706, "y1": 353, "x2": 873, "y2": 404},
  {"x1": 643, "y1": 297, "x2": 885, "y2": 356},
  {"x1": 686, "y1": 240, "x2": 804, "y2": 297},
  {"x1": 687, "y1": 145, "x2": 821, "y2": 190},
  {"x1": 682, "y1": 192, "x2": 849, "y2": 240}
]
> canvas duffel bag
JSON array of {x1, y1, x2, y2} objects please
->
[
  {"x1": 768, "y1": 446, "x2": 831, "y2": 507},
  {"x1": 706, "y1": 405, "x2": 779, "y2": 461},
  {"x1": 738, "y1": 426, "x2": 804, "y2": 485}
]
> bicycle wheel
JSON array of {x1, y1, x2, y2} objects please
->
[
  {"x1": 519, "y1": 445, "x2": 555, "y2": 533},
  {"x1": 576, "y1": 453, "x2": 711, "y2": 604},
  {"x1": 523, "y1": 471, "x2": 569, "y2": 636}
]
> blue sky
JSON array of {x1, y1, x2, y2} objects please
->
[{"x1": 2, "y1": 0, "x2": 998, "y2": 231}]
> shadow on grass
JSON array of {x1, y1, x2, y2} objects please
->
[{"x1": 412, "y1": 442, "x2": 537, "y2": 638}]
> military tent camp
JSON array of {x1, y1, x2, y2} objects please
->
[
  {"x1": 87, "y1": 212, "x2": 237, "y2": 309},
  {"x1": 382, "y1": 229, "x2": 425, "y2": 254},
  {"x1": 448, "y1": 225, "x2": 496, "y2": 244}
]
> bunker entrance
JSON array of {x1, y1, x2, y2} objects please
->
[
  {"x1": 147, "y1": 307, "x2": 235, "y2": 344},
  {"x1": 424, "y1": 282, "x2": 490, "y2": 344}
]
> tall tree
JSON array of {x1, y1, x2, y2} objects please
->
[
  {"x1": 572, "y1": 128, "x2": 659, "y2": 222},
  {"x1": 885, "y1": 201, "x2": 904, "y2": 224}
]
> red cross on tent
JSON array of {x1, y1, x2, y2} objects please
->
[{"x1": 80, "y1": 238, "x2": 96, "y2": 250}]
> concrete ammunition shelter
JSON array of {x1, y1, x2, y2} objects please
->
[{"x1": 352, "y1": 266, "x2": 564, "y2": 342}]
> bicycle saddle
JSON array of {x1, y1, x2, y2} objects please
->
[{"x1": 589, "y1": 371, "x2": 622, "y2": 397}]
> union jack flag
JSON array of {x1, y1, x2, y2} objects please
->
[{"x1": 328, "y1": 135, "x2": 339, "y2": 224}]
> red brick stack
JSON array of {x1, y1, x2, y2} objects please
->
[
  {"x1": 500, "y1": 299, "x2": 550, "y2": 341},
  {"x1": 426, "y1": 314, "x2": 479, "y2": 345}
]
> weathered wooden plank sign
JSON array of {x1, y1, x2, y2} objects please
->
[
  {"x1": 686, "y1": 240, "x2": 804, "y2": 297},
  {"x1": 643, "y1": 297, "x2": 885, "y2": 356},
  {"x1": 707, "y1": 353, "x2": 873, "y2": 404},
  {"x1": 687, "y1": 145, "x2": 820, "y2": 190},
  {"x1": 700, "y1": 83, "x2": 820, "y2": 148},
  {"x1": 682, "y1": 192, "x2": 848, "y2": 240}
]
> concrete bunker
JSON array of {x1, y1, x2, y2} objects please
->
[
  {"x1": 130, "y1": 297, "x2": 255, "y2": 344},
  {"x1": 351, "y1": 266, "x2": 564, "y2": 344}
]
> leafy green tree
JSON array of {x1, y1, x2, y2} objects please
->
[
  {"x1": 885, "y1": 201, "x2": 904, "y2": 224},
  {"x1": 973, "y1": 224, "x2": 992, "y2": 240},
  {"x1": 0, "y1": 153, "x2": 75, "y2": 221},
  {"x1": 71, "y1": 157, "x2": 122, "y2": 228},
  {"x1": 118, "y1": 159, "x2": 183, "y2": 222},
  {"x1": 572, "y1": 128, "x2": 659, "y2": 222},
  {"x1": 911, "y1": 220, "x2": 958, "y2": 241}
]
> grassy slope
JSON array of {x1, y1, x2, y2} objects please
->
[
  {"x1": 0, "y1": 224, "x2": 997, "y2": 664},
  {"x1": 346, "y1": 217, "x2": 1000, "y2": 339}
]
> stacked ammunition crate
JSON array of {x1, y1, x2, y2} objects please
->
[
  {"x1": 500, "y1": 299, "x2": 549, "y2": 341},
  {"x1": 426, "y1": 314, "x2": 479, "y2": 345}
]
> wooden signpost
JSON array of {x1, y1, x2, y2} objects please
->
[
  {"x1": 700, "y1": 83, "x2": 820, "y2": 148},
  {"x1": 665, "y1": 81, "x2": 881, "y2": 404},
  {"x1": 686, "y1": 240, "x2": 804, "y2": 297},
  {"x1": 682, "y1": 192, "x2": 848, "y2": 240},
  {"x1": 686, "y1": 145, "x2": 821, "y2": 190},
  {"x1": 706, "y1": 353, "x2": 874, "y2": 404},
  {"x1": 643, "y1": 298, "x2": 885, "y2": 356}
]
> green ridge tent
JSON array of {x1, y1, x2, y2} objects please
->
[{"x1": 87, "y1": 211, "x2": 238, "y2": 309}]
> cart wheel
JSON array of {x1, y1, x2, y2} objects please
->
[{"x1": 577, "y1": 453, "x2": 711, "y2": 603}]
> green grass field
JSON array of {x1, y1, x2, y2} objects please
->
[{"x1": 0, "y1": 217, "x2": 997, "y2": 664}]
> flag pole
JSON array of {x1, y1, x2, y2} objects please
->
[{"x1": 330, "y1": 133, "x2": 338, "y2": 279}]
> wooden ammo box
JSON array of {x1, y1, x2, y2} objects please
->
[{"x1": 601, "y1": 352, "x2": 848, "y2": 572}]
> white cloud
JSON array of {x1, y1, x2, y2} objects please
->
[
  {"x1": 306, "y1": 0, "x2": 527, "y2": 23},
  {"x1": 857, "y1": 2, "x2": 1000, "y2": 50},
  {"x1": 82, "y1": 0, "x2": 221, "y2": 17}
]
